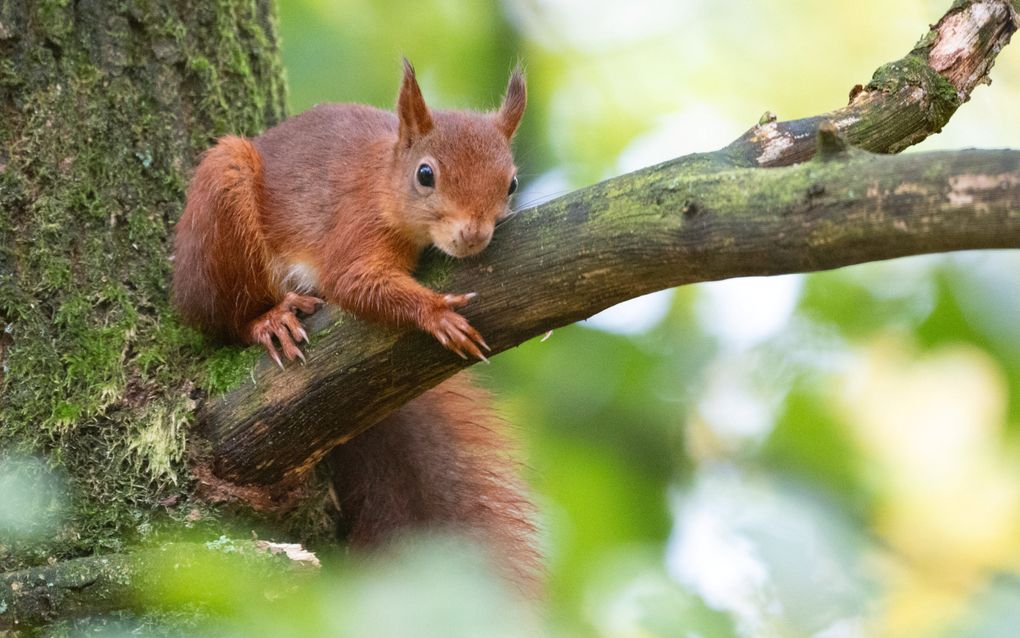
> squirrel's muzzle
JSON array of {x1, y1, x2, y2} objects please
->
[{"x1": 454, "y1": 224, "x2": 493, "y2": 256}]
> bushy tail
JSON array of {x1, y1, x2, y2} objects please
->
[
  {"x1": 171, "y1": 135, "x2": 274, "y2": 340},
  {"x1": 328, "y1": 374, "x2": 541, "y2": 594}
]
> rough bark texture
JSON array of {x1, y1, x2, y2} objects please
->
[
  {"x1": 200, "y1": 0, "x2": 1020, "y2": 488},
  {"x1": 0, "y1": 0, "x2": 286, "y2": 571}
]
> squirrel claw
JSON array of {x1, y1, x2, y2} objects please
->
[
  {"x1": 443, "y1": 292, "x2": 478, "y2": 310},
  {"x1": 433, "y1": 292, "x2": 489, "y2": 360},
  {"x1": 259, "y1": 337, "x2": 284, "y2": 370},
  {"x1": 246, "y1": 295, "x2": 315, "y2": 369},
  {"x1": 428, "y1": 307, "x2": 489, "y2": 363},
  {"x1": 253, "y1": 331, "x2": 285, "y2": 369}
]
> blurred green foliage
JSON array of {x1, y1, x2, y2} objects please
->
[{"x1": 0, "y1": 456, "x2": 66, "y2": 553}]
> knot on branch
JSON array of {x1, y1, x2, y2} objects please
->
[{"x1": 815, "y1": 121, "x2": 850, "y2": 161}]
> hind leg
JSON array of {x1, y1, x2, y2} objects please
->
[{"x1": 244, "y1": 292, "x2": 323, "y2": 368}]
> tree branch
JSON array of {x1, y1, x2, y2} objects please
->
[
  {"x1": 203, "y1": 147, "x2": 1020, "y2": 487},
  {"x1": 199, "y1": 0, "x2": 1020, "y2": 490},
  {"x1": 0, "y1": 542, "x2": 318, "y2": 628},
  {"x1": 725, "y1": 0, "x2": 1020, "y2": 166}
]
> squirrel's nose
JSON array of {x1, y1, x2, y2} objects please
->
[{"x1": 457, "y1": 226, "x2": 492, "y2": 254}]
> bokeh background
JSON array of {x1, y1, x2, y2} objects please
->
[{"x1": 272, "y1": 0, "x2": 1020, "y2": 636}]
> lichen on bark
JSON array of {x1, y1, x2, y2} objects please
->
[{"x1": 0, "y1": 0, "x2": 286, "y2": 571}]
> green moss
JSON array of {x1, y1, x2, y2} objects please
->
[
  {"x1": 911, "y1": 28, "x2": 939, "y2": 52},
  {"x1": 415, "y1": 256, "x2": 458, "y2": 290},
  {"x1": 200, "y1": 345, "x2": 263, "y2": 395},
  {"x1": 33, "y1": 0, "x2": 73, "y2": 44},
  {"x1": 867, "y1": 53, "x2": 961, "y2": 132},
  {"x1": 0, "y1": 0, "x2": 287, "y2": 571},
  {"x1": 127, "y1": 400, "x2": 192, "y2": 482},
  {"x1": 868, "y1": 55, "x2": 934, "y2": 92},
  {"x1": 928, "y1": 73, "x2": 963, "y2": 126},
  {"x1": 0, "y1": 57, "x2": 19, "y2": 88}
]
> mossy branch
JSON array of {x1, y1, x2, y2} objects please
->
[
  {"x1": 202, "y1": 146, "x2": 1020, "y2": 488},
  {"x1": 0, "y1": 541, "x2": 318, "y2": 629},
  {"x1": 725, "y1": 0, "x2": 1019, "y2": 166},
  {"x1": 199, "y1": 0, "x2": 1020, "y2": 491}
]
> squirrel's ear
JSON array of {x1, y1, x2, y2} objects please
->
[
  {"x1": 496, "y1": 64, "x2": 527, "y2": 140},
  {"x1": 397, "y1": 58, "x2": 434, "y2": 146}
]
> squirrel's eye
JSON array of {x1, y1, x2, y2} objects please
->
[
  {"x1": 416, "y1": 163, "x2": 435, "y2": 188},
  {"x1": 508, "y1": 175, "x2": 518, "y2": 196}
]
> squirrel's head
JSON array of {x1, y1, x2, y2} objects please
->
[{"x1": 391, "y1": 59, "x2": 526, "y2": 258}]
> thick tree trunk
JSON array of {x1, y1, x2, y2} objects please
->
[{"x1": 0, "y1": 0, "x2": 286, "y2": 573}]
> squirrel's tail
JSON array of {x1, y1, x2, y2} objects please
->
[
  {"x1": 171, "y1": 135, "x2": 275, "y2": 340},
  {"x1": 328, "y1": 373, "x2": 542, "y2": 595}
]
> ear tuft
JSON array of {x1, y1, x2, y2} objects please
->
[
  {"x1": 397, "y1": 58, "x2": 434, "y2": 146},
  {"x1": 497, "y1": 63, "x2": 527, "y2": 140}
]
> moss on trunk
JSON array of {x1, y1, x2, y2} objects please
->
[{"x1": 0, "y1": 0, "x2": 285, "y2": 571}]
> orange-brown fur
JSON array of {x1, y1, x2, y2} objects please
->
[
  {"x1": 171, "y1": 61, "x2": 539, "y2": 592},
  {"x1": 173, "y1": 60, "x2": 525, "y2": 360},
  {"x1": 329, "y1": 375, "x2": 540, "y2": 592},
  {"x1": 172, "y1": 135, "x2": 275, "y2": 342}
]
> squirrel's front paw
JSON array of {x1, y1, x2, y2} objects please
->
[
  {"x1": 245, "y1": 292, "x2": 322, "y2": 368},
  {"x1": 426, "y1": 293, "x2": 490, "y2": 361}
]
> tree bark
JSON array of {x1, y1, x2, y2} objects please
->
[{"x1": 0, "y1": 0, "x2": 286, "y2": 571}]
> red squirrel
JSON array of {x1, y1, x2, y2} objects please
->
[{"x1": 172, "y1": 61, "x2": 539, "y2": 592}]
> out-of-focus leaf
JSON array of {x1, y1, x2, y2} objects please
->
[
  {"x1": 761, "y1": 382, "x2": 872, "y2": 514},
  {"x1": 668, "y1": 468, "x2": 874, "y2": 637},
  {"x1": 920, "y1": 265, "x2": 1020, "y2": 429},
  {"x1": 798, "y1": 262, "x2": 937, "y2": 338},
  {"x1": 584, "y1": 548, "x2": 739, "y2": 638},
  {"x1": 941, "y1": 575, "x2": 1020, "y2": 638},
  {"x1": 0, "y1": 455, "x2": 67, "y2": 568}
]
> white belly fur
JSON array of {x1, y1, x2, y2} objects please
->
[{"x1": 276, "y1": 261, "x2": 320, "y2": 294}]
